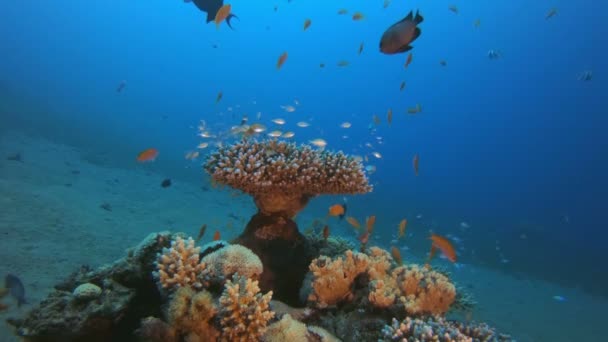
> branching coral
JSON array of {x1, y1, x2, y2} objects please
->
[
  {"x1": 218, "y1": 274, "x2": 275, "y2": 342},
  {"x1": 394, "y1": 265, "x2": 456, "y2": 316},
  {"x1": 154, "y1": 237, "x2": 206, "y2": 290},
  {"x1": 168, "y1": 287, "x2": 219, "y2": 341},
  {"x1": 205, "y1": 140, "x2": 372, "y2": 216},
  {"x1": 308, "y1": 250, "x2": 370, "y2": 308},
  {"x1": 381, "y1": 316, "x2": 513, "y2": 342}
]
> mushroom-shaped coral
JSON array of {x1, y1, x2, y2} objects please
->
[
  {"x1": 205, "y1": 140, "x2": 372, "y2": 217},
  {"x1": 218, "y1": 274, "x2": 275, "y2": 342},
  {"x1": 200, "y1": 244, "x2": 263, "y2": 286},
  {"x1": 154, "y1": 236, "x2": 206, "y2": 291}
]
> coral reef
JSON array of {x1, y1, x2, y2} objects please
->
[
  {"x1": 262, "y1": 314, "x2": 340, "y2": 342},
  {"x1": 218, "y1": 274, "x2": 275, "y2": 342},
  {"x1": 205, "y1": 140, "x2": 371, "y2": 217},
  {"x1": 381, "y1": 316, "x2": 513, "y2": 342},
  {"x1": 201, "y1": 244, "x2": 263, "y2": 286},
  {"x1": 168, "y1": 287, "x2": 219, "y2": 341},
  {"x1": 154, "y1": 236, "x2": 206, "y2": 290}
]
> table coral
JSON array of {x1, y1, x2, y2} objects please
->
[
  {"x1": 205, "y1": 140, "x2": 371, "y2": 217},
  {"x1": 218, "y1": 274, "x2": 275, "y2": 342},
  {"x1": 154, "y1": 236, "x2": 206, "y2": 290}
]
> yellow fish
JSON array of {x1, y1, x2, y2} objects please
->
[{"x1": 398, "y1": 219, "x2": 407, "y2": 238}]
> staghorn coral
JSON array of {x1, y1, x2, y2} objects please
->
[
  {"x1": 394, "y1": 265, "x2": 456, "y2": 316},
  {"x1": 381, "y1": 316, "x2": 513, "y2": 342},
  {"x1": 154, "y1": 236, "x2": 206, "y2": 291},
  {"x1": 205, "y1": 140, "x2": 372, "y2": 217},
  {"x1": 168, "y1": 287, "x2": 219, "y2": 342},
  {"x1": 308, "y1": 250, "x2": 370, "y2": 308},
  {"x1": 200, "y1": 244, "x2": 263, "y2": 286},
  {"x1": 219, "y1": 274, "x2": 275, "y2": 342}
]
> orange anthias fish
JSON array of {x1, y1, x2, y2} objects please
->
[
  {"x1": 277, "y1": 52, "x2": 288, "y2": 70},
  {"x1": 136, "y1": 148, "x2": 159, "y2": 162},
  {"x1": 380, "y1": 10, "x2": 423, "y2": 55},
  {"x1": 387, "y1": 108, "x2": 393, "y2": 125},
  {"x1": 359, "y1": 231, "x2": 369, "y2": 244},
  {"x1": 323, "y1": 225, "x2": 330, "y2": 240},
  {"x1": 328, "y1": 204, "x2": 346, "y2": 219},
  {"x1": 405, "y1": 53, "x2": 413, "y2": 68},
  {"x1": 213, "y1": 230, "x2": 221, "y2": 241},
  {"x1": 391, "y1": 246, "x2": 402, "y2": 265},
  {"x1": 214, "y1": 4, "x2": 232, "y2": 29},
  {"x1": 352, "y1": 12, "x2": 365, "y2": 21},
  {"x1": 303, "y1": 19, "x2": 311, "y2": 31},
  {"x1": 429, "y1": 234, "x2": 457, "y2": 263},
  {"x1": 346, "y1": 216, "x2": 361, "y2": 229},
  {"x1": 398, "y1": 219, "x2": 407, "y2": 238},
  {"x1": 366, "y1": 215, "x2": 376, "y2": 233},
  {"x1": 413, "y1": 154, "x2": 419, "y2": 176},
  {"x1": 196, "y1": 224, "x2": 207, "y2": 243}
]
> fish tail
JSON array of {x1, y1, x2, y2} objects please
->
[
  {"x1": 226, "y1": 14, "x2": 239, "y2": 30},
  {"x1": 414, "y1": 10, "x2": 424, "y2": 24}
]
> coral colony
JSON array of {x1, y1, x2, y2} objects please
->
[{"x1": 7, "y1": 140, "x2": 513, "y2": 341}]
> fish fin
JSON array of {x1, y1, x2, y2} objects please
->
[
  {"x1": 226, "y1": 13, "x2": 239, "y2": 30},
  {"x1": 414, "y1": 10, "x2": 424, "y2": 24},
  {"x1": 412, "y1": 27, "x2": 421, "y2": 41},
  {"x1": 401, "y1": 11, "x2": 413, "y2": 23},
  {"x1": 206, "y1": 12, "x2": 214, "y2": 23},
  {"x1": 397, "y1": 45, "x2": 413, "y2": 53}
]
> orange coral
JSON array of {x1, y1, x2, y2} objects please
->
[
  {"x1": 168, "y1": 287, "x2": 219, "y2": 341},
  {"x1": 394, "y1": 265, "x2": 456, "y2": 315},
  {"x1": 154, "y1": 236, "x2": 206, "y2": 290}
]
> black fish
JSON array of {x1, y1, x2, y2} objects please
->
[
  {"x1": 191, "y1": 0, "x2": 239, "y2": 30},
  {"x1": 161, "y1": 178, "x2": 172, "y2": 188},
  {"x1": 380, "y1": 10, "x2": 424, "y2": 54},
  {"x1": 5, "y1": 274, "x2": 27, "y2": 307}
]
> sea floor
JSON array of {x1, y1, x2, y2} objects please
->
[{"x1": 0, "y1": 132, "x2": 604, "y2": 342}]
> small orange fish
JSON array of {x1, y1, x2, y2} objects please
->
[
  {"x1": 216, "y1": 91, "x2": 223, "y2": 103},
  {"x1": 277, "y1": 52, "x2": 288, "y2": 70},
  {"x1": 366, "y1": 215, "x2": 376, "y2": 233},
  {"x1": 398, "y1": 219, "x2": 407, "y2": 238},
  {"x1": 352, "y1": 12, "x2": 365, "y2": 21},
  {"x1": 303, "y1": 19, "x2": 311, "y2": 31},
  {"x1": 196, "y1": 224, "x2": 207, "y2": 242},
  {"x1": 430, "y1": 234, "x2": 457, "y2": 262},
  {"x1": 213, "y1": 230, "x2": 221, "y2": 241},
  {"x1": 359, "y1": 231, "x2": 369, "y2": 244},
  {"x1": 328, "y1": 204, "x2": 346, "y2": 218},
  {"x1": 387, "y1": 108, "x2": 393, "y2": 125},
  {"x1": 413, "y1": 154, "x2": 419, "y2": 176},
  {"x1": 391, "y1": 246, "x2": 402, "y2": 265},
  {"x1": 405, "y1": 53, "x2": 413, "y2": 68},
  {"x1": 358, "y1": 42, "x2": 364, "y2": 55},
  {"x1": 215, "y1": 4, "x2": 232, "y2": 28},
  {"x1": 400, "y1": 81, "x2": 405, "y2": 91},
  {"x1": 323, "y1": 225, "x2": 330, "y2": 240},
  {"x1": 346, "y1": 216, "x2": 361, "y2": 229},
  {"x1": 136, "y1": 148, "x2": 159, "y2": 162}
]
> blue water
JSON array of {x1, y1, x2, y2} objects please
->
[{"x1": 1, "y1": 0, "x2": 606, "y2": 301}]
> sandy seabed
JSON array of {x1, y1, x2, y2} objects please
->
[{"x1": 0, "y1": 132, "x2": 604, "y2": 342}]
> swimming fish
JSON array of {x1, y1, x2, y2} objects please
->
[
  {"x1": 448, "y1": 5, "x2": 459, "y2": 14},
  {"x1": 387, "y1": 108, "x2": 393, "y2": 125},
  {"x1": 407, "y1": 104, "x2": 422, "y2": 114},
  {"x1": 359, "y1": 231, "x2": 369, "y2": 244},
  {"x1": 216, "y1": 91, "x2": 223, "y2": 103},
  {"x1": 195, "y1": 224, "x2": 207, "y2": 243},
  {"x1": 346, "y1": 216, "x2": 361, "y2": 229},
  {"x1": 391, "y1": 246, "x2": 402, "y2": 265},
  {"x1": 328, "y1": 204, "x2": 346, "y2": 218},
  {"x1": 404, "y1": 53, "x2": 413, "y2": 68},
  {"x1": 400, "y1": 81, "x2": 406, "y2": 91},
  {"x1": 398, "y1": 219, "x2": 407, "y2": 238},
  {"x1": 323, "y1": 225, "x2": 330, "y2": 240},
  {"x1": 277, "y1": 52, "x2": 288, "y2": 69},
  {"x1": 545, "y1": 8, "x2": 558, "y2": 20},
  {"x1": 366, "y1": 215, "x2": 376, "y2": 233},
  {"x1": 337, "y1": 60, "x2": 349, "y2": 67},
  {"x1": 380, "y1": 10, "x2": 423, "y2": 55},
  {"x1": 429, "y1": 234, "x2": 457, "y2": 263},
  {"x1": 383, "y1": 0, "x2": 391, "y2": 9},
  {"x1": 5, "y1": 274, "x2": 27, "y2": 307},
  {"x1": 161, "y1": 178, "x2": 172, "y2": 188},
  {"x1": 190, "y1": 0, "x2": 239, "y2": 29},
  {"x1": 352, "y1": 12, "x2": 365, "y2": 21},
  {"x1": 303, "y1": 19, "x2": 311, "y2": 31},
  {"x1": 413, "y1": 154, "x2": 419, "y2": 176},
  {"x1": 310, "y1": 139, "x2": 327, "y2": 148},
  {"x1": 214, "y1": 4, "x2": 231, "y2": 28},
  {"x1": 474, "y1": 19, "x2": 481, "y2": 28},
  {"x1": 358, "y1": 42, "x2": 364, "y2": 55},
  {"x1": 136, "y1": 148, "x2": 159, "y2": 162},
  {"x1": 116, "y1": 80, "x2": 126, "y2": 93},
  {"x1": 337, "y1": 9, "x2": 348, "y2": 15},
  {"x1": 439, "y1": 60, "x2": 447, "y2": 67},
  {"x1": 213, "y1": 230, "x2": 221, "y2": 241}
]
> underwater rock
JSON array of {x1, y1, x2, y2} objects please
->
[
  {"x1": 235, "y1": 212, "x2": 315, "y2": 306},
  {"x1": 7, "y1": 231, "x2": 178, "y2": 342},
  {"x1": 72, "y1": 283, "x2": 102, "y2": 301}
]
